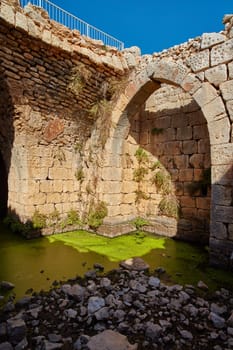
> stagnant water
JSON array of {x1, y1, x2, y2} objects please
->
[{"x1": 0, "y1": 223, "x2": 233, "y2": 303}]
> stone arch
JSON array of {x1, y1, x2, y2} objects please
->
[{"x1": 103, "y1": 59, "x2": 230, "y2": 247}]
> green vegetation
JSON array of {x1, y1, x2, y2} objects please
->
[
  {"x1": 135, "y1": 190, "x2": 149, "y2": 203},
  {"x1": 88, "y1": 99, "x2": 111, "y2": 119},
  {"x1": 135, "y1": 147, "x2": 149, "y2": 164},
  {"x1": 3, "y1": 215, "x2": 32, "y2": 235},
  {"x1": 87, "y1": 201, "x2": 108, "y2": 229},
  {"x1": 151, "y1": 170, "x2": 172, "y2": 195},
  {"x1": 132, "y1": 217, "x2": 149, "y2": 230},
  {"x1": 75, "y1": 167, "x2": 85, "y2": 182},
  {"x1": 32, "y1": 210, "x2": 47, "y2": 229},
  {"x1": 48, "y1": 209, "x2": 60, "y2": 227},
  {"x1": 158, "y1": 195, "x2": 180, "y2": 219},
  {"x1": 67, "y1": 63, "x2": 91, "y2": 96},
  {"x1": 48, "y1": 230, "x2": 166, "y2": 261},
  {"x1": 133, "y1": 167, "x2": 148, "y2": 182},
  {"x1": 150, "y1": 161, "x2": 162, "y2": 171}
]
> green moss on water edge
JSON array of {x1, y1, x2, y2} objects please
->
[{"x1": 47, "y1": 230, "x2": 166, "y2": 262}]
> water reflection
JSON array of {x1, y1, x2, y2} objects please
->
[{"x1": 0, "y1": 224, "x2": 232, "y2": 302}]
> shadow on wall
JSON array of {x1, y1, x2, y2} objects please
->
[
  {"x1": 0, "y1": 67, "x2": 14, "y2": 219},
  {"x1": 125, "y1": 95, "x2": 211, "y2": 245},
  {"x1": 209, "y1": 164, "x2": 233, "y2": 270}
]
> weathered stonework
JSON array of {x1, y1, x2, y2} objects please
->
[{"x1": 1, "y1": 0, "x2": 233, "y2": 270}]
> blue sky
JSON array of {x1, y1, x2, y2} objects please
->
[{"x1": 53, "y1": 0, "x2": 231, "y2": 55}]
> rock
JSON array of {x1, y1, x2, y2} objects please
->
[
  {"x1": 197, "y1": 280, "x2": 209, "y2": 290},
  {"x1": 87, "y1": 330, "x2": 138, "y2": 350},
  {"x1": 41, "y1": 340, "x2": 63, "y2": 349},
  {"x1": 15, "y1": 337, "x2": 28, "y2": 350},
  {"x1": 227, "y1": 311, "x2": 233, "y2": 326},
  {"x1": 0, "y1": 342, "x2": 13, "y2": 350},
  {"x1": 179, "y1": 329, "x2": 193, "y2": 340},
  {"x1": 0, "y1": 281, "x2": 15, "y2": 291},
  {"x1": 7, "y1": 318, "x2": 27, "y2": 345},
  {"x1": 16, "y1": 296, "x2": 32, "y2": 308},
  {"x1": 148, "y1": 276, "x2": 160, "y2": 288},
  {"x1": 145, "y1": 322, "x2": 162, "y2": 341},
  {"x1": 209, "y1": 312, "x2": 226, "y2": 329},
  {"x1": 61, "y1": 284, "x2": 85, "y2": 301},
  {"x1": 64, "y1": 308, "x2": 77, "y2": 319},
  {"x1": 87, "y1": 296, "x2": 105, "y2": 314},
  {"x1": 0, "y1": 322, "x2": 7, "y2": 337},
  {"x1": 48, "y1": 334, "x2": 62, "y2": 342},
  {"x1": 100, "y1": 277, "x2": 111, "y2": 289},
  {"x1": 93, "y1": 263, "x2": 104, "y2": 271},
  {"x1": 120, "y1": 257, "x2": 149, "y2": 271},
  {"x1": 211, "y1": 303, "x2": 227, "y2": 315},
  {"x1": 94, "y1": 307, "x2": 109, "y2": 320}
]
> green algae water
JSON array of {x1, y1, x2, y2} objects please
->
[{"x1": 0, "y1": 224, "x2": 233, "y2": 303}]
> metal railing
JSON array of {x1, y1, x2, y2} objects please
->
[{"x1": 20, "y1": 0, "x2": 124, "y2": 50}]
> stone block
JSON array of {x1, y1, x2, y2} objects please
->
[
  {"x1": 205, "y1": 64, "x2": 227, "y2": 86},
  {"x1": 152, "y1": 60, "x2": 189, "y2": 85},
  {"x1": 102, "y1": 167, "x2": 122, "y2": 181},
  {"x1": 15, "y1": 12, "x2": 28, "y2": 32},
  {"x1": 171, "y1": 113, "x2": 188, "y2": 128},
  {"x1": 211, "y1": 39, "x2": 233, "y2": 66},
  {"x1": 197, "y1": 139, "x2": 210, "y2": 153},
  {"x1": 180, "y1": 196, "x2": 196, "y2": 208},
  {"x1": 208, "y1": 117, "x2": 230, "y2": 145},
  {"x1": 196, "y1": 197, "x2": 211, "y2": 210},
  {"x1": 201, "y1": 33, "x2": 226, "y2": 49},
  {"x1": 193, "y1": 169, "x2": 203, "y2": 181},
  {"x1": 226, "y1": 100, "x2": 233, "y2": 122},
  {"x1": 211, "y1": 143, "x2": 233, "y2": 165},
  {"x1": 122, "y1": 181, "x2": 137, "y2": 193},
  {"x1": 164, "y1": 141, "x2": 182, "y2": 155},
  {"x1": 229, "y1": 224, "x2": 233, "y2": 240},
  {"x1": 189, "y1": 154, "x2": 204, "y2": 168},
  {"x1": 193, "y1": 82, "x2": 218, "y2": 108},
  {"x1": 182, "y1": 140, "x2": 198, "y2": 154},
  {"x1": 0, "y1": 2, "x2": 15, "y2": 26},
  {"x1": 181, "y1": 207, "x2": 197, "y2": 218},
  {"x1": 46, "y1": 192, "x2": 61, "y2": 204},
  {"x1": 187, "y1": 50, "x2": 210, "y2": 72},
  {"x1": 220, "y1": 80, "x2": 233, "y2": 102},
  {"x1": 229, "y1": 62, "x2": 233, "y2": 79},
  {"x1": 103, "y1": 193, "x2": 122, "y2": 205},
  {"x1": 122, "y1": 192, "x2": 136, "y2": 204},
  {"x1": 181, "y1": 74, "x2": 202, "y2": 94},
  {"x1": 107, "y1": 205, "x2": 122, "y2": 217},
  {"x1": 210, "y1": 221, "x2": 228, "y2": 240},
  {"x1": 187, "y1": 109, "x2": 206, "y2": 126},
  {"x1": 213, "y1": 205, "x2": 233, "y2": 224},
  {"x1": 212, "y1": 184, "x2": 232, "y2": 206},
  {"x1": 212, "y1": 164, "x2": 233, "y2": 185},
  {"x1": 193, "y1": 125, "x2": 209, "y2": 139},
  {"x1": 179, "y1": 169, "x2": 194, "y2": 181},
  {"x1": 29, "y1": 192, "x2": 46, "y2": 205},
  {"x1": 173, "y1": 155, "x2": 189, "y2": 169},
  {"x1": 63, "y1": 180, "x2": 74, "y2": 193},
  {"x1": 176, "y1": 126, "x2": 192, "y2": 140}
]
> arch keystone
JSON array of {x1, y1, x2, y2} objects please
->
[{"x1": 150, "y1": 60, "x2": 189, "y2": 86}]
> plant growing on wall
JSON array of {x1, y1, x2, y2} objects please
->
[
  {"x1": 75, "y1": 167, "x2": 85, "y2": 183},
  {"x1": 132, "y1": 217, "x2": 149, "y2": 230},
  {"x1": 87, "y1": 201, "x2": 108, "y2": 229},
  {"x1": 67, "y1": 63, "x2": 92, "y2": 97},
  {"x1": 32, "y1": 210, "x2": 47, "y2": 229},
  {"x1": 151, "y1": 169, "x2": 172, "y2": 195},
  {"x1": 158, "y1": 195, "x2": 180, "y2": 219},
  {"x1": 133, "y1": 147, "x2": 150, "y2": 204}
]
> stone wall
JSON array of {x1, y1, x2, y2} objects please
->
[{"x1": 1, "y1": 0, "x2": 233, "y2": 268}]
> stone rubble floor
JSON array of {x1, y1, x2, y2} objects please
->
[{"x1": 0, "y1": 259, "x2": 233, "y2": 350}]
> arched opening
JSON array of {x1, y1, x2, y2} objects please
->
[
  {"x1": 125, "y1": 84, "x2": 211, "y2": 244},
  {"x1": 103, "y1": 62, "x2": 211, "y2": 245}
]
